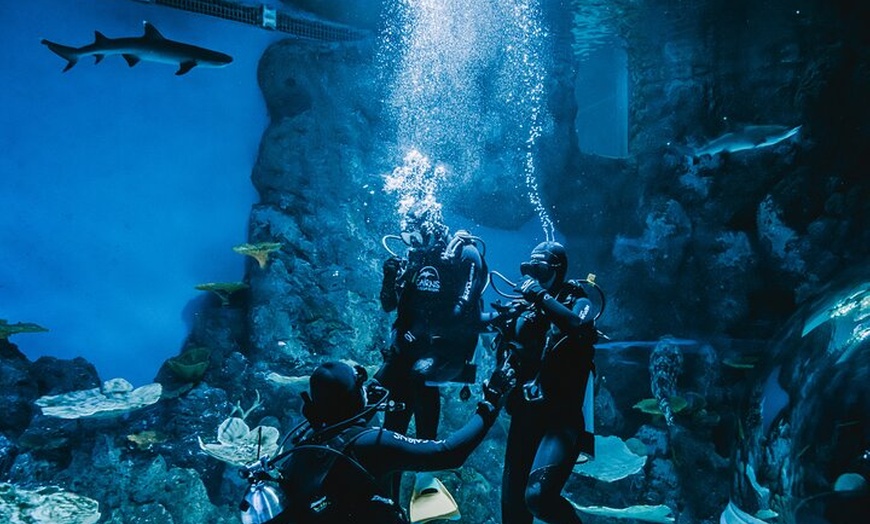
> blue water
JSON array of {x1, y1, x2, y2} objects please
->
[{"x1": 0, "y1": 0, "x2": 279, "y2": 386}]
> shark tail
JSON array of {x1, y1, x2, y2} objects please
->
[{"x1": 41, "y1": 39, "x2": 80, "y2": 72}]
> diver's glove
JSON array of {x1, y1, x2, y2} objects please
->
[
  {"x1": 516, "y1": 279, "x2": 548, "y2": 304},
  {"x1": 382, "y1": 256, "x2": 402, "y2": 279},
  {"x1": 478, "y1": 361, "x2": 517, "y2": 422}
]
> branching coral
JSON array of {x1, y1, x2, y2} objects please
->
[
  {"x1": 0, "y1": 319, "x2": 48, "y2": 340},
  {"x1": 232, "y1": 242, "x2": 283, "y2": 269},
  {"x1": 35, "y1": 378, "x2": 162, "y2": 419},
  {"x1": 194, "y1": 282, "x2": 249, "y2": 306}
]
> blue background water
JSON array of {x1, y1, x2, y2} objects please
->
[
  {"x1": 0, "y1": 0, "x2": 280, "y2": 386},
  {"x1": 0, "y1": 0, "x2": 552, "y2": 388}
]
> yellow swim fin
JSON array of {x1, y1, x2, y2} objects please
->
[{"x1": 409, "y1": 472, "x2": 461, "y2": 523}]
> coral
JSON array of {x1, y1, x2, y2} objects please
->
[
  {"x1": 197, "y1": 417, "x2": 279, "y2": 467},
  {"x1": 194, "y1": 282, "x2": 249, "y2": 306},
  {"x1": 126, "y1": 430, "x2": 168, "y2": 451},
  {"x1": 34, "y1": 378, "x2": 162, "y2": 419},
  {"x1": 265, "y1": 371, "x2": 309, "y2": 387},
  {"x1": 0, "y1": 319, "x2": 48, "y2": 340},
  {"x1": 569, "y1": 502, "x2": 675, "y2": 523},
  {"x1": 232, "y1": 242, "x2": 283, "y2": 269},
  {"x1": 0, "y1": 482, "x2": 100, "y2": 524},
  {"x1": 573, "y1": 435, "x2": 646, "y2": 482},
  {"x1": 633, "y1": 397, "x2": 689, "y2": 419},
  {"x1": 166, "y1": 346, "x2": 211, "y2": 383},
  {"x1": 198, "y1": 391, "x2": 279, "y2": 467}
]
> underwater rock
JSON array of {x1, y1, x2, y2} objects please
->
[
  {"x1": 0, "y1": 434, "x2": 17, "y2": 478},
  {"x1": 30, "y1": 356, "x2": 100, "y2": 397},
  {"x1": 612, "y1": 199, "x2": 692, "y2": 281},
  {"x1": 0, "y1": 342, "x2": 38, "y2": 435},
  {"x1": 34, "y1": 378, "x2": 162, "y2": 419},
  {"x1": 0, "y1": 482, "x2": 100, "y2": 524}
]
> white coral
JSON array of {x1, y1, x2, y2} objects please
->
[
  {"x1": 198, "y1": 417, "x2": 280, "y2": 467},
  {"x1": 34, "y1": 379, "x2": 162, "y2": 419},
  {"x1": 0, "y1": 483, "x2": 100, "y2": 524}
]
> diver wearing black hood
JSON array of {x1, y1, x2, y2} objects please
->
[
  {"x1": 377, "y1": 204, "x2": 490, "y2": 434},
  {"x1": 238, "y1": 360, "x2": 515, "y2": 524},
  {"x1": 492, "y1": 241, "x2": 599, "y2": 524}
]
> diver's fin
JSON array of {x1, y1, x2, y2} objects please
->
[{"x1": 409, "y1": 473, "x2": 460, "y2": 523}]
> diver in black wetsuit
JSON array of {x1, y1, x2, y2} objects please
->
[
  {"x1": 492, "y1": 241, "x2": 598, "y2": 524},
  {"x1": 376, "y1": 203, "x2": 489, "y2": 442},
  {"x1": 238, "y1": 360, "x2": 515, "y2": 524}
]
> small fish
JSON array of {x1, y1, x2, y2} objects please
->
[{"x1": 42, "y1": 21, "x2": 232, "y2": 75}]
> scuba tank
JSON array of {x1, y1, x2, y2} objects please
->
[{"x1": 237, "y1": 383, "x2": 407, "y2": 524}]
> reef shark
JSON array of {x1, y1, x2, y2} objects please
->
[
  {"x1": 41, "y1": 21, "x2": 233, "y2": 76},
  {"x1": 682, "y1": 124, "x2": 802, "y2": 161}
]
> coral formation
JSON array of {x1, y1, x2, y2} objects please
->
[
  {"x1": 194, "y1": 282, "x2": 249, "y2": 306},
  {"x1": 570, "y1": 502, "x2": 675, "y2": 523},
  {"x1": 232, "y1": 242, "x2": 283, "y2": 269},
  {"x1": 126, "y1": 430, "x2": 168, "y2": 451},
  {"x1": 0, "y1": 319, "x2": 48, "y2": 340},
  {"x1": 633, "y1": 397, "x2": 689, "y2": 419},
  {"x1": 198, "y1": 392, "x2": 279, "y2": 467},
  {"x1": 0, "y1": 482, "x2": 100, "y2": 524},
  {"x1": 34, "y1": 378, "x2": 162, "y2": 419},
  {"x1": 197, "y1": 417, "x2": 279, "y2": 467},
  {"x1": 573, "y1": 435, "x2": 646, "y2": 482},
  {"x1": 166, "y1": 346, "x2": 211, "y2": 383}
]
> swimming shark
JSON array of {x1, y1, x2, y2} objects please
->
[
  {"x1": 681, "y1": 124, "x2": 802, "y2": 161},
  {"x1": 41, "y1": 21, "x2": 233, "y2": 76}
]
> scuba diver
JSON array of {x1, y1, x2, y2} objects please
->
[
  {"x1": 377, "y1": 203, "x2": 490, "y2": 516},
  {"x1": 238, "y1": 360, "x2": 516, "y2": 524},
  {"x1": 489, "y1": 241, "x2": 601, "y2": 524}
]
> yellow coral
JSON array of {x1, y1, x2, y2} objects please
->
[
  {"x1": 166, "y1": 346, "x2": 211, "y2": 382},
  {"x1": 0, "y1": 319, "x2": 48, "y2": 340},
  {"x1": 127, "y1": 430, "x2": 167, "y2": 450},
  {"x1": 233, "y1": 242, "x2": 283, "y2": 269},
  {"x1": 632, "y1": 396, "x2": 688, "y2": 416},
  {"x1": 194, "y1": 282, "x2": 248, "y2": 306}
]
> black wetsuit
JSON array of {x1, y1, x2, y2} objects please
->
[
  {"x1": 494, "y1": 280, "x2": 597, "y2": 524},
  {"x1": 376, "y1": 238, "x2": 488, "y2": 440},
  {"x1": 277, "y1": 404, "x2": 498, "y2": 523}
]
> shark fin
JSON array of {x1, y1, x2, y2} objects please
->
[
  {"x1": 94, "y1": 54, "x2": 104, "y2": 65},
  {"x1": 409, "y1": 473, "x2": 460, "y2": 523},
  {"x1": 41, "y1": 39, "x2": 79, "y2": 72},
  {"x1": 143, "y1": 21, "x2": 165, "y2": 40},
  {"x1": 123, "y1": 54, "x2": 141, "y2": 68},
  {"x1": 176, "y1": 61, "x2": 196, "y2": 75},
  {"x1": 94, "y1": 31, "x2": 110, "y2": 45}
]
